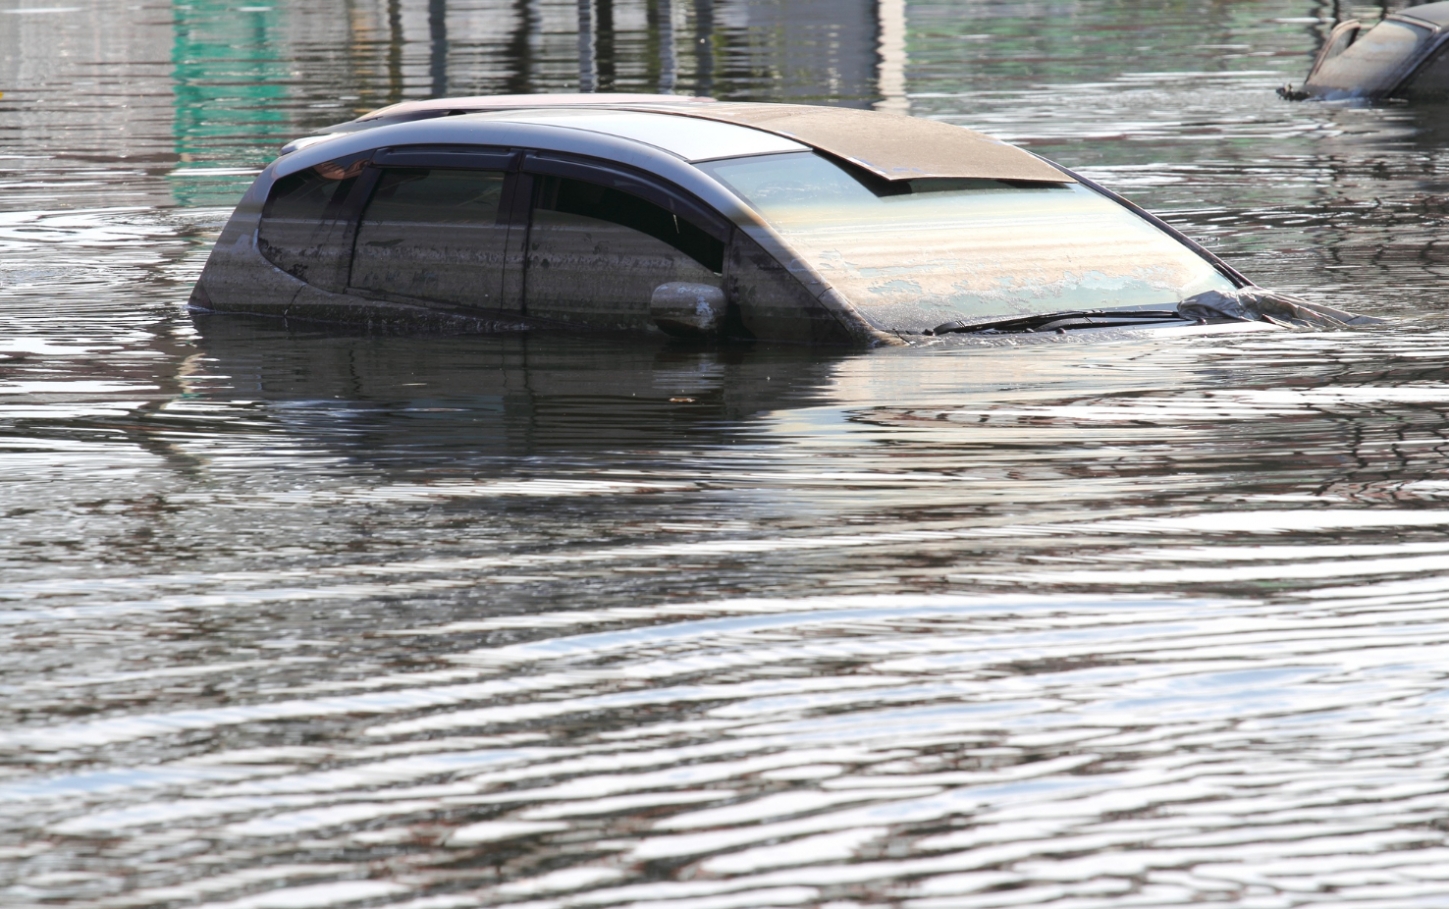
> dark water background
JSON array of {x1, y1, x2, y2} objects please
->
[{"x1": 9, "y1": 1, "x2": 1449, "y2": 906}]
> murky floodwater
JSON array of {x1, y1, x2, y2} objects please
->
[{"x1": 8, "y1": 0, "x2": 1449, "y2": 906}]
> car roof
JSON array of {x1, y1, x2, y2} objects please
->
[
  {"x1": 1398, "y1": 2, "x2": 1449, "y2": 29},
  {"x1": 310, "y1": 96, "x2": 1072, "y2": 185},
  {"x1": 463, "y1": 108, "x2": 809, "y2": 161}
]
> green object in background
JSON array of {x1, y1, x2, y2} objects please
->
[{"x1": 171, "y1": 0, "x2": 290, "y2": 207}]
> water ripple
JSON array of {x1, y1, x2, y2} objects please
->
[{"x1": 9, "y1": 0, "x2": 1449, "y2": 905}]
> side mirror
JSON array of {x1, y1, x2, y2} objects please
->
[{"x1": 650, "y1": 282, "x2": 727, "y2": 339}]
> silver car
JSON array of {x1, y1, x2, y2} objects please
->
[
  {"x1": 191, "y1": 95, "x2": 1366, "y2": 345},
  {"x1": 1282, "y1": 2, "x2": 1449, "y2": 102}
]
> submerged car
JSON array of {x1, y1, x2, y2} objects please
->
[
  {"x1": 191, "y1": 95, "x2": 1367, "y2": 346},
  {"x1": 1281, "y1": 2, "x2": 1449, "y2": 102}
]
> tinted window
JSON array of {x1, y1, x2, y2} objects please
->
[
  {"x1": 524, "y1": 175, "x2": 723, "y2": 331},
  {"x1": 698, "y1": 152, "x2": 1237, "y2": 332},
  {"x1": 1403, "y1": 47, "x2": 1449, "y2": 99},
  {"x1": 535, "y1": 176, "x2": 723, "y2": 273},
  {"x1": 350, "y1": 168, "x2": 513, "y2": 310},
  {"x1": 363, "y1": 168, "x2": 505, "y2": 223},
  {"x1": 264, "y1": 166, "x2": 360, "y2": 220},
  {"x1": 258, "y1": 164, "x2": 368, "y2": 291},
  {"x1": 1308, "y1": 20, "x2": 1429, "y2": 95}
]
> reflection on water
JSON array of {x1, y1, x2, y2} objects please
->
[{"x1": 10, "y1": 0, "x2": 1449, "y2": 906}]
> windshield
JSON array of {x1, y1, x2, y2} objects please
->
[
  {"x1": 697, "y1": 152, "x2": 1236, "y2": 332},
  {"x1": 1308, "y1": 20, "x2": 1430, "y2": 95}
]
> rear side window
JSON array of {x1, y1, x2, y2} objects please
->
[
  {"x1": 362, "y1": 168, "x2": 505, "y2": 223},
  {"x1": 350, "y1": 168, "x2": 513, "y2": 309},
  {"x1": 258, "y1": 163, "x2": 369, "y2": 292},
  {"x1": 264, "y1": 167, "x2": 358, "y2": 219},
  {"x1": 535, "y1": 176, "x2": 724, "y2": 273}
]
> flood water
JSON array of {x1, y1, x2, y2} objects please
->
[{"x1": 9, "y1": 1, "x2": 1449, "y2": 906}]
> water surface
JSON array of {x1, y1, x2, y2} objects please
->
[{"x1": 6, "y1": 1, "x2": 1449, "y2": 906}]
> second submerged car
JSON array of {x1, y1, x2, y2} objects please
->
[
  {"x1": 191, "y1": 96, "x2": 1368, "y2": 345},
  {"x1": 1282, "y1": 1, "x2": 1449, "y2": 102}
]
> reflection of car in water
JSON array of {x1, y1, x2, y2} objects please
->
[
  {"x1": 187, "y1": 314, "x2": 838, "y2": 461},
  {"x1": 191, "y1": 95, "x2": 1370, "y2": 346},
  {"x1": 1281, "y1": 2, "x2": 1449, "y2": 102}
]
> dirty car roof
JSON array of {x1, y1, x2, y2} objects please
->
[
  {"x1": 326, "y1": 96, "x2": 1072, "y2": 186},
  {"x1": 628, "y1": 102, "x2": 1074, "y2": 184}
]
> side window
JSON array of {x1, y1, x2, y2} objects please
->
[
  {"x1": 1404, "y1": 48, "x2": 1449, "y2": 100},
  {"x1": 361, "y1": 167, "x2": 504, "y2": 224},
  {"x1": 258, "y1": 163, "x2": 368, "y2": 292},
  {"x1": 536, "y1": 176, "x2": 724, "y2": 273},
  {"x1": 350, "y1": 168, "x2": 513, "y2": 310},
  {"x1": 524, "y1": 175, "x2": 725, "y2": 330}
]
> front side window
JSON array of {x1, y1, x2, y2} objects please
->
[
  {"x1": 537, "y1": 176, "x2": 723, "y2": 273},
  {"x1": 350, "y1": 167, "x2": 512, "y2": 310},
  {"x1": 698, "y1": 152, "x2": 1236, "y2": 332},
  {"x1": 524, "y1": 175, "x2": 723, "y2": 329}
]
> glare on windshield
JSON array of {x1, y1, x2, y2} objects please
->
[{"x1": 698, "y1": 152, "x2": 1237, "y2": 332}]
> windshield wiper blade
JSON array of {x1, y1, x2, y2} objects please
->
[{"x1": 930, "y1": 309, "x2": 1186, "y2": 336}]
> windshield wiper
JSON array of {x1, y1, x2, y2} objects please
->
[
  {"x1": 927, "y1": 289, "x2": 1381, "y2": 337},
  {"x1": 930, "y1": 309, "x2": 1187, "y2": 336}
]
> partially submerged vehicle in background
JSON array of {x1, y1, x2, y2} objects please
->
[
  {"x1": 192, "y1": 95, "x2": 1368, "y2": 346},
  {"x1": 1281, "y1": 1, "x2": 1449, "y2": 102}
]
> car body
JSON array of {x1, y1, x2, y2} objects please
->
[
  {"x1": 1282, "y1": 2, "x2": 1449, "y2": 102},
  {"x1": 191, "y1": 95, "x2": 1367, "y2": 346}
]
